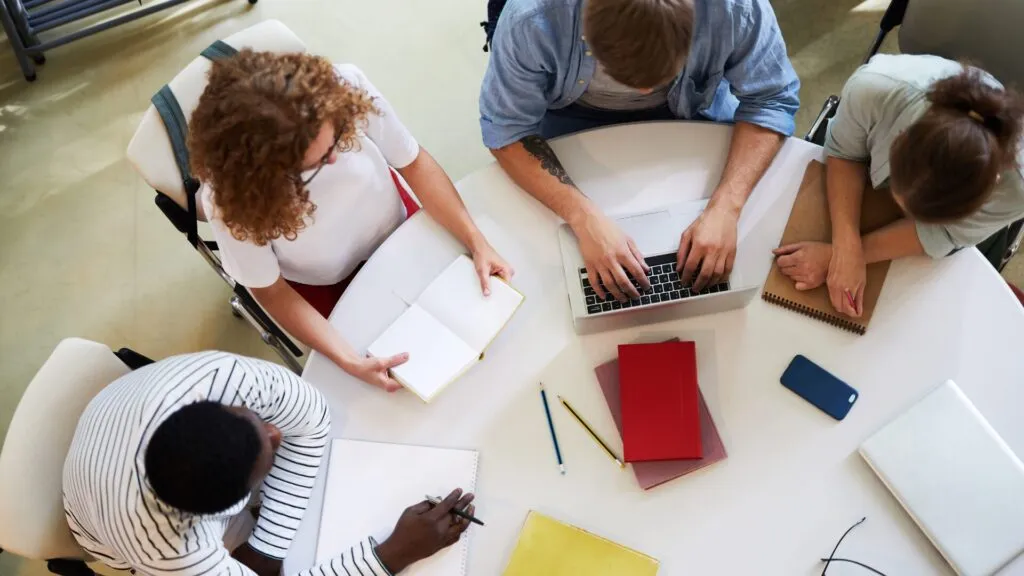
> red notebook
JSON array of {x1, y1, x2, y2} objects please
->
[
  {"x1": 618, "y1": 341, "x2": 702, "y2": 462},
  {"x1": 596, "y1": 353, "x2": 726, "y2": 490}
]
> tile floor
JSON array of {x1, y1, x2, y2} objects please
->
[{"x1": 0, "y1": 0, "x2": 1018, "y2": 574}]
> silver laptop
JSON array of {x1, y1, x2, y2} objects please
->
[{"x1": 558, "y1": 200, "x2": 759, "y2": 334}]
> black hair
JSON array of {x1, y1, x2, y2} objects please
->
[{"x1": 145, "y1": 401, "x2": 263, "y2": 514}]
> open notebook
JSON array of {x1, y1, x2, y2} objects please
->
[
  {"x1": 762, "y1": 160, "x2": 902, "y2": 334},
  {"x1": 860, "y1": 381, "x2": 1024, "y2": 576},
  {"x1": 367, "y1": 255, "x2": 523, "y2": 402},
  {"x1": 316, "y1": 439, "x2": 480, "y2": 576},
  {"x1": 502, "y1": 511, "x2": 659, "y2": 575}
]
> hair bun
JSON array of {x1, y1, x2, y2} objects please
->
[{"x1": 927, "y1": 66, "x2": 1024, "y2": 163}]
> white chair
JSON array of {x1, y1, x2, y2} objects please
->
[
  {"x1": 0, "y1": 339, "x2": 150, "y2": 575},
  {"x1": 126, "y1": 20, "x2": 308, "y2": 373}
]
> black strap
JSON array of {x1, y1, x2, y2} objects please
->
[
  {"x1": 200, "y1": 39, "x2": 238, "y2": 61},
  {"x1": 149, "y1": 39, "x2": 238, "y2": 246}
]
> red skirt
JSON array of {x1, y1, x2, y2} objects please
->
[{"x1": 287, "y1": 169, "x2": 419, "y2": 318}]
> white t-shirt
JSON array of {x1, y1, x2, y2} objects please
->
[{"x1": 202, "y1": 64, "x2": 420, "y2": 288}]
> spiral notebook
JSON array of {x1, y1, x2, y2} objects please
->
[
  {"x1": 762, "y1": 160, "x2": 902, "y2": 334},
  {"x1": 316, "y1": 439, "x2": 479, "y2": 575}
]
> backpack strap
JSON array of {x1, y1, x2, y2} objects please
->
[
  {"x1": 200, "y1": 39, "x2": 238, "y2": 61},
  {"x1": 480, "y1": 0, "x2": 508, "y2": 52},
  {"x1": 149, "y1": 39, "x2": 238, "y2": 246}
]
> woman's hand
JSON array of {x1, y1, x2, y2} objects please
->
[
  {"x1": 773, "y1": 242, "x2": 832, "y2": 291},
  {"x1": 827, "y1": 240, "x2": 867, "y2": 317},
  {"x1": 471, "y1": 242, "x2": 515, "y2": 296},
  {"x1": 347, "y1": 353, "x2": 409, "y2": 392}
]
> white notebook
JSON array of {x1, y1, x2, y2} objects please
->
[
  {"x1": 367, "y1": 254, "x2": 523, "y2": 402},
  {"x1": 860, "y1": 381, "x2": 1024, "y2": 576},
  {"x1": 316, "y1": 439, "x2": 480, "y2": 575}
]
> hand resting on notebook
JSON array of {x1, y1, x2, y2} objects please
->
[{"x1": 374, "y1": 489, "x2": 477, "y2": 573}]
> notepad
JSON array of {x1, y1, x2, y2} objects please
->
[
  {"x1": 860, "y1": 381, "x2": 1024, "y2": 576},
  {"x1": 618, "y1": 341, "x2": 702, "y2": 462},
  {"x1": 762, "y1": 160, "x2": 902, "y2": 334},
  {"x1": 367, "y1": 254, "x2": 524, "y2": 401},
  {"x1": 595, "y1": 343, "x2": 727, "y2": 490},
  {"x1": 502, "y1": 511, "x2": 659, "y2": 576},
  {"x1": 316, "y1": 439, "x2": 480, "y2": 576}
]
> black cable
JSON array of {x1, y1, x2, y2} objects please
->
[
  {"x1": 821, "y1": 517, "x2": 866, "y2": 575},
  {"x1": 819, "y1": 557, "x2": 889, "y2": 576}
]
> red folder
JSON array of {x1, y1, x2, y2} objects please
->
[{"x1": 618, "y1": 341, "x2": 702, "y2": 462}]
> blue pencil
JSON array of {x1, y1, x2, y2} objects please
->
[{"x1": 539, "y1": 382, "x2": 565, "y2": 475}]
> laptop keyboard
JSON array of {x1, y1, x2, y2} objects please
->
[{"x1": 580, "y1": 252, "x2": 730, "y2": 315}]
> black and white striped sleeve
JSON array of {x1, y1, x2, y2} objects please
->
[{"x1": 230, "y1": 358, "x2": 333, "y2": 560}]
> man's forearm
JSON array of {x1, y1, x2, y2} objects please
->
[
  {"x1": 826, "y1": 156, "x2": 869, "y2": 247},
  {"x1": 710, "y1": 122, "x2": 785, "y2": 213},
  {"x1": 862, "y1": 218, "x2": 925, "y2": 263},
  {"x1": 491, "y1": 135, "x2": 596, "y2": 226},
  {"x1": 399, "y1": 147, "x2": 487, "y2": 252}
]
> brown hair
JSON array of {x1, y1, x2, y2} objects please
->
[
  {"x1": 889, "y1": 66, "x2": 1024, "y2": 223},
  {"x1": 189, "y1": 49, "x2": 377, "y2": 246},
  {"x1": 583, "y1": 0, "x2": 694, "y2": 89}
]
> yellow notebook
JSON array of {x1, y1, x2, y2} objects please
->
[
  {"x1": 367, "y1": 254, "x2": 524, "y2": 402},
  {"x1": 502, "y1": 511, "x2": 660, "y2": 576}
]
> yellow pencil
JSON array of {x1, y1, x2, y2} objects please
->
[{"x1": 558, "y1": 395, "x2": 625, "y2": 469}]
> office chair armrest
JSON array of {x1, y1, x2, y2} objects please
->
[{"x1": 805, "y1": 95, "x2": 840, "y2": 145}]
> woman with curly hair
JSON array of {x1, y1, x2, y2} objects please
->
[
  {"x1": 190, "y1": 50, "x2": 513, "y2": 391},
  {"x1": 774, "y1": 54, "x2": 1024, "y2": 317}
]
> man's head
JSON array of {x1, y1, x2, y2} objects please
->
[
  {"x1": 583, "y1": 0, "x2": 695, "y2": 90},
  {"x1": 145, "y1": 402, "x2": 282, "y2": 514}
]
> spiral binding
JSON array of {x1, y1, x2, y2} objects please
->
[{"x1": 762, "y1": 292, "x2": 865, "y2": 335}]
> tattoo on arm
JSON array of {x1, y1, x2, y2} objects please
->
[{"x1": 520, "y1": 135, "x2": 575, "y2": 187}]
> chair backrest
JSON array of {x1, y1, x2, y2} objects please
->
[
  {"x1": 0, "y1": 338, "x2": 131, "y2": 560},
  {"x1": 126, "y1": 19, "x2": 307, "y2": 219},
  {"x1": 899, "y1": 0, "x2": 1024, "y2": 90}
]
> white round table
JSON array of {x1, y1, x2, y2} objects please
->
[{"x1": 285, "y1": 123, "x2": 1024, "y2": 576}]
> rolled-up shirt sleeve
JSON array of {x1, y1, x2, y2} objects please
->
[
  {"x1": 725, "y1": 0, "x2": 800, "y2": 137},
  {"x1": 915, "y1": 171, "x2": 1024, "y2": 258},
  {"x1": 479, "y1": 13, "x2": 555, "y2": 149}
]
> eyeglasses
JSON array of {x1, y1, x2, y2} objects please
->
[{"x1": 295, "y1": 129, "x2": 343, "y2": 187}]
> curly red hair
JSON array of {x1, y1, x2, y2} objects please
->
[{"x1": 189, "y1": 49, "x2": 377, "y2": 245}]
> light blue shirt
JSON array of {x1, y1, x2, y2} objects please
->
[
  {"x1": 825, "y1": 54, "x2": 1024, "y2": 258},
  {"x1": 479, "y1": 0, "x2": 800, "y2": 149}
]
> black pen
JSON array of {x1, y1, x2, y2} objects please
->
[{"x1": 425, "y1": 495, "x2": 485, "y2": 526}]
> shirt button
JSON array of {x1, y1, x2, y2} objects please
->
[
  {"x1": 585, "y1": 51, "x2": 592, "y2": 56},
  {"x1": 581, "y1": 35, "x2": 586, "y2": 41},
  {"x1": 578, "y1": 79, "x2": 585, "y2": 85}
]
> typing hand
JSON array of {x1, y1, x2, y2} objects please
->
[
  {"x1": 573, "y1": 211, "x2": 650, "y2": 301},
  {"x1": 350, "y1": 353, "x2": 408, "y2": 393},
  {"x1": 827, "y1": 240, "x2": 866, "y2": 317},
  {"x1": 374, "y1": 489, "x2": 476, "y2": 574},
  {"x1": 470, "y1": 242, "x2": 515, "y2": 296},
  {"x1": 773, "y1": 242, "x2": 832, "y2": 291},
  {"x1": 677, "y1": 204, "x2": 739, "y2": 292}
]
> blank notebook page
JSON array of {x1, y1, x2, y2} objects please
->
[
  {"x1": 316, "y1": 439, "x2": 479, "y2": 576},
  {"x1": 367, "y1": 304, "x2": 479, "y2": 401},
  {"x1": 416, "y1": 255, "x2": 523, "y2": 352},
  {"x1": 860, "y1": 381, "x2": 1024, "y2": 576}
]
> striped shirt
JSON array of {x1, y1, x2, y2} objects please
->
[{"x1": 62, "y1": 351, "x2": 390, "y2": 576}]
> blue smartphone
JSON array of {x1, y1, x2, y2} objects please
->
[{"x1": 780, "y1": 355, "x2": 858, "y2": 421}]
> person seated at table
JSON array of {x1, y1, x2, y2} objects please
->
[
  {"x1": 480, "y1": 0, "x2": 799, "y2": 299},
  {"x1": 189, "y1": 50, "x2": 513, "y2": 391},
  {"x1": 775, "y1": 54, "x2": 1024, "y2": 317},
  {"x1": 63, "y1": 350, "x2": 477, "y2": 576}
]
